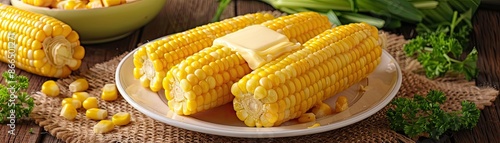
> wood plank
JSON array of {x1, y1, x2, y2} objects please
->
[
  {"x1": 139, "y1": 0, "x2": 236, "y2": 43},
  {"x1": 236, "y1": 0, "x2": 275, "y2": 15},
  {"x1": 0, "y1": 120, "x2": 43, "y2": 143},
  {"x1": 41, "y1": 133, "x2": 65, "y2": 143},
  {"x1": 450, "y1": 8, "x2": 500, "y2": 143},
  {"x1": 0, "y1": 0, "x2": 9, "y2": 4}
]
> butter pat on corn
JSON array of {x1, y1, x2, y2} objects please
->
[
  {"x1": 101, "y1": 84, "x2": 118, "y2": 101},
  {"x1": 41, "y1": 80, "x2": 60, "y2": 97},
  {"x1": 93, "y1": 120, "x2": 114, "y2": 134},
  {"x1": 212, "y1": 25, "x2": 300, "y2": 70}
]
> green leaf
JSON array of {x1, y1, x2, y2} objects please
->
[
  {"x1": 211, "y1": 0, "x2": 232, "y2": 22},
  {"x1": 387, "y1": 90, "x2": 481, "y2": 140}
]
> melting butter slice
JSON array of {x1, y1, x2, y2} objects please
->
[{"x1": 213, "y1": 25, "x2": 300, "y2": 70}]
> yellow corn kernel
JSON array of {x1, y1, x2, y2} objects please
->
[
  {"x1": 60, "y1": 104, "x2": 77, "y2": 120},
  {"x1": 83, "y1": 97, "x2": 98, "y2": 110},
  {"x1": 111, "y1": 112, "x2": 131, "y2": 126},
  {"x1": 72, "y1": 92, "x2": 89, "y2": 103},
  {"x1": 102, "y1": 0, "x2": 121, "y2": 7},
  {"x1": 308, "y1": 123, "x2": 321, "y2": 129},
  {"x1": 101, "y1": 84, "x2": 118, "y2": 101},
  {"x1": 93, "y1": 120, "x2": 114, "y2": 134},
  {"x1": 86, "y1": 108, "x2": 108, "y2": 120},
  {"x1": 86, "y1": 1, "x2": 103, "y2": 9},
  {"x1": 298, "y1": 113, "x2": 316, "y2": 123},
  {"x1": 61, "y1": 98, "x2": 82, "y2": 109},
  {"x1": 335, "y1": 96, "x2": 349, "y2": 113},
  {"x1": 41, "y1": 80, "x2": 59, "y2": 97},
  {"x1": 22, "y1": 0, "x2": 52, "y2": 7},
  {"x1": 69, "y1": 78, "x2": 89, "y2": 92},
  {"x1": 311, "y1": 102, "x2": 333, "y2": 118}
]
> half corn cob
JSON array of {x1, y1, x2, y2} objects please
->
[
  {"x1": 133, "y1": 12, "x2": 275, "y2": 92},
  {"x1": 163, "y1": 12, "x2": 332, "y2": 115},
  {"x1": 232, "y1": 22, "x2": 383, "y2": 127},
  {"x1": 0, "y1": 4, "x2": 84, "y2": 78}
]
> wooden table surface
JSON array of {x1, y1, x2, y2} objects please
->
[{"x1": 0, "y1": 0, "x2": 499, "y2": 143}]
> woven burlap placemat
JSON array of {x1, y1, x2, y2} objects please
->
[{"x1": 29, "y1": 33, "x2": 498, "y2": 142}]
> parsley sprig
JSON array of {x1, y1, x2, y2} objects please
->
[
  {"x1": 404, "y1": 10, "x2": 478, "y2": 80},
  {"x1": 0, "y1": 72, "x2": 34, "y2": 123},
  {"x1": 387, "y1": 90, "x2": 480, "y2": 140}
]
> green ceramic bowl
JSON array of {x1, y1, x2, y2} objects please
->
[{"x1": 10, "y1": 0, "x2": 167, "y2": 44}]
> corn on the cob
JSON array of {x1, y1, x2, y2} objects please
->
[
  {"x1": 133, "y1": 12, "x2": 275, "y2": 92},
  {"x1": 163, "y1": 12, "x2": 331, "y2": 115},
  {"x1": 0, "y1": 4, "x2": 84, "y2": 78},
  {"x1": 232, "y1": 22, "x2": 383, "y2": 127}
]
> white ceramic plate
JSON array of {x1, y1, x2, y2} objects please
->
[{"x1": 116, "y1": 48, "x2": 402, "y2": 138}]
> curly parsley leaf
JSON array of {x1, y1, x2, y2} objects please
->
[
  {"x1": 0, "y1": 72, "x2": 34, "y2": 123},
  {"x1": 387, "y1": 90, "x2": 480, "y2": 140},
  {"x1": 404, "y1": 10, "x2": 478, "y2": 80}
]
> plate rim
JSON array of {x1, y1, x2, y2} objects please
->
[{"x1": 116, "y1": 47, "x2": 402, "y2": 138}]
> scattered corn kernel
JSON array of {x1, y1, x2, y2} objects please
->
[
  {"x1": 298, "y1": 113, "x2": 316, "y2": 123},
  {"x1": 83, "y1": 97, "x2": 99, "y2": 110},
  {"x1": 101, "y1": 84, "x2": 118, "y2": 101},
  {"x1": 111, "y1": 112, "x2": 131, "y2": 126},
  {"x1": 311, "y1": 102, "x2": 333, "y2": 118},
  {"x1": 61, "y1": 98, "x2": 82, "y2": 109},
  {"x1": 69, "y1": 78, "x2": 89, "y2": 92},
  {"x1": 60, "y1": 104, "x2": 77, "y2": 120},
  {"x1": 41, "y1": 80, "x2": 60, "y2": 97},
  {"x1": 86, "y1": 108, "x2": 108, "y2": 120},
  {"x1": 72, "y1": 92, "x2": 90, "y2": 103},
  {"x1": 359, "y1": 85, "x2": 367, "y2": 92},
  {"x1": 93, "y1": 120, "x2": 114, "y2": 134},
  {"x1": 102, "y1": 0, "x2": 121, "y2": 7},
  {"x1": 308, "y1": 123, "x2": 321, "y2": 129},
  {"x1": 335, "y1": 96, "x2": 349, "y2": 113}
]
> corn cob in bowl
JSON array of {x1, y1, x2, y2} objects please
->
[
  {"x1": 0, "y1": 4, "x2": 84, "y2": 78},
  {"x1": 232, "y1": 22, "x2": 384, "y2": 127},
  {"x1": 133, "y1": 12, "x2": 275, "y2": 92},
  {"x1": 163, "y1": 12, "x2": 332, "y2": 115}
]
